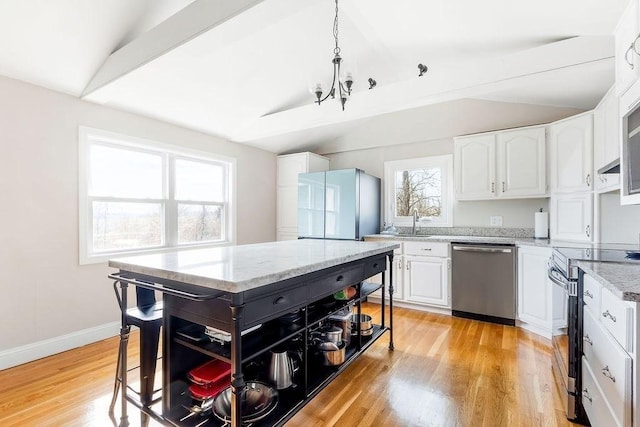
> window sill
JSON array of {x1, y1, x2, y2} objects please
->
[{"x1": 80, "y1": 240, "x2": 235, "y2": 266}]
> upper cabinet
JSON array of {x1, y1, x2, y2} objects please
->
[
  {"x1": 615, "y1": 0, "x2": 640, "y2": 96},
  {"x1": 593, "y1": 86, "x2": 621, "y2": 193},
  {"x1": 454, "y1": 126, "x2": 547, "y2": 200},
  {"x1": 276, "y1": 152, "x2": 329, "y2": 241},
  {"x1": 549, "y1": 113, "x2": 593, "y2": 193}
]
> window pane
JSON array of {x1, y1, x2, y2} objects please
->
[
  {"x1": 178, "y1": 204, "x2": 223, "y2": 243},
  {"x1": 394, "y1": 168, "x2": 442, "y2": 217},
  {"x1": 90, "y1": 144, "x2": 163, "y2": 198},
  {"x1": 175, "y1": 159, "x2": 224, "y2": 202},
  {"x1": 92, "y1": 202, "x2": 162, "y2": 252}
]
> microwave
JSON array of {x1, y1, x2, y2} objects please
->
[{"x1": 621, "y1": 78, "x2": 640, "y2": 204}]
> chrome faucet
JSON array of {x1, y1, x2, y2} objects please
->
[{"x1": 412, "y1": 210, "x2": 418, "y2": 235}]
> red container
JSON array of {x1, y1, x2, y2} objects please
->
[
  {"x1": 188, "y1": 380, "x2": 228, "y2": 400},
  {"x1": 187, "y1": 359, "x2": 231, "y2": 387}
]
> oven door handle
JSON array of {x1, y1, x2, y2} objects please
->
[{"x1": 547, "y1": 260, "x2": 577, "y2": 296}]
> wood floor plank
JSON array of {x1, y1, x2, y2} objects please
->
[{"x1": 0, "y1": 304, "x2": 579, "y2": 426}]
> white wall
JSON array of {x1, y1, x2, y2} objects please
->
[
  {"x1": 326, "y1": 138, "x2": 548, "y2": 229},
  {"x1": 0, "y1": 76, "x2": 276, "y2": 366},
  {"x1": 599, "y1": 191, "x2": 640, "y2": 244}
]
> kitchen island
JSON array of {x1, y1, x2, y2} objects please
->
[{"x1": 109, "y1": 239, "x2": 398, "y2": 427}]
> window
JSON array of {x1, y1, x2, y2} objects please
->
[
  {"x1": 79, "y1": 126, "x2": 235, "y2": 264},
  {"x1": 383, "y1": 155, "x2": 453, "y2": 227}
]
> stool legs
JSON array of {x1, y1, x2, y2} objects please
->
[
  {"x1": 108, "y1": 324, "x2": 131, "y2": 427},
  {"x1": 139, "y1": 322, "x2": 161, "y2": 406}
]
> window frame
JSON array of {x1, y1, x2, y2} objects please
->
[
  {"x1": 78, "y1": 126, "x2": 236, "y2": 265},
  {"x1": 383, "y1": 155, "x2": 453, "y2": 228}
]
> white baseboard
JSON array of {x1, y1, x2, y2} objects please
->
[{"x1": 0, "y1": 321, "x2": 120, "y2": 371}]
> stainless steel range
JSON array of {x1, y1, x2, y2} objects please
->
[{"x1": 548, "y1": 245, "x2": 640, "y2": 424}]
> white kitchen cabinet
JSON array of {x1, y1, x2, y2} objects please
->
[
  {"x1": 368, "y1": 246, "x2": 405, "y2": 301},
  {"x1": 516, "y1": 245, "x2": 566, "y2": 338},
  {"x1": 550, "y1": 192, "x2": 594, "y2": 242},
  {"x1": 549, "y1": 113, "x2": 593, "y2": 193},
  {"x1": 580, "y1": 272, "x2": 636, "y2": 427},
  {"x1": 403, "y1": 241, "x2": 450, "y2": 307},
  {"x1": 614, "y1": 0, "x2": 640, "y2": 96},
  {"x1": 276, "y1": 152, "x2": 329, "y2": 240},
  {"x1": 594, "y1": 86, "x2": 621, "y2": 193},
  {"x1": 366, "y1": 239, "x2": 449, "y2": 310},
  {"x1": 454, "y1": 126, "x2": 547, "y2": 200},
  {"x1": 454, "y1": 133, "x2": 496, "y2": 199},
  {"x1": 405, "y1": 255, "x2": 449, "y2": 307}
]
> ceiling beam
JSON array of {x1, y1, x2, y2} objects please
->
[
  {"x1": 232, "y1": 36, "x2": 614, "y2": 142},
  {"x1": 81, "y1": 0, "x2": 267, "y2": 98}
]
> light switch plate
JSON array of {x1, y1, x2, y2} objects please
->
[{"x1": 490, "y1": 216, "x2": 503, "y2": 226}]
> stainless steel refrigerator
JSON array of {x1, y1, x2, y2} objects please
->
[{"x1": 297, "y1": 169, "x2": 380, "y2": 240}]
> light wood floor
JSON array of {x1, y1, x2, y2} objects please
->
[{"x1": 0, "y1": 304, "x2": 577, "y2": 427}]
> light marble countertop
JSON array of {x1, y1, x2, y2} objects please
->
[
  {"x1": 577, "y1": 261, "x2": 640, "y2": 302},
  {"x1": 365, "y1": 234, "x2": 553, "y2": 247},
  {"x1": 109, "y1": 239, "x2": 399, "y2": 294}
]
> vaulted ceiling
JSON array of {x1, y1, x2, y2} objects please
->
[{"x1": 0, "y1": 0, "x2": 630, "y2": 154}]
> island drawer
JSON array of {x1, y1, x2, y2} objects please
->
[
  {"x1": 308, "y1": 264, "x2": 365, "y2": 300},
  {"x1": 364, "y1": 255, "x2": 386, "y2": 278},
  {"x1": 243, "y1": 285, "x2": 309, "y2": 325},
  {"x1": 582, "y1": 357, "x2": 621, "y2": 427}
]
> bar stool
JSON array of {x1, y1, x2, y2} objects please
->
[{"x1": 109, "y1": 278, "x2": 163, "y2": 426}]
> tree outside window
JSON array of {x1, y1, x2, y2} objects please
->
[{"x1": 395, "y1": 168, "x2": 442, "y2": 218}]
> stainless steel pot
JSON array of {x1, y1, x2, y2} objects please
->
[
  {"x1": 317, "y1": 341, "x2": 346, "y2": 366},
  {"x1": 350, "y1": 313, "x2": 373, "y2": 335},
  {"x1": 312, "y1": 325, "x2": 343, "y2": 345}
]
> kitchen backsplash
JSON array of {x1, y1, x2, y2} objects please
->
[{"x1": 393, "y1": 226, "x2": 534, "y2": 238}]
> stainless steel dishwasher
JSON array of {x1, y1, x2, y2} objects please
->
[{"x1": 451, "y1": 243, "x2": 516, "y2": 326}]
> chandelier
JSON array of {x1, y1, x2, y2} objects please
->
[{"x1": 312, "y1": 0, "x2": 356, "y2": 110}]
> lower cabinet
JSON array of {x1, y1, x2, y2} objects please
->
[
  {"x1": 405, "y1": 255, "x2": 449, "y2": 307},
  {"x1": 581, "y1": 272, "x2": 635, "y2": 427},
  {"x1": 516, "y1": 245, "x2": 566, "y2": 338},
  {"x1": 366, "y1": 239, "x2": 450, "y2": 310}
]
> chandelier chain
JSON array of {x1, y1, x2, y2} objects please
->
[{"x1": 333, "y1": 0, "x2": 340, "y2": 55}]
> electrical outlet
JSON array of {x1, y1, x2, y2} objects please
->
[{"x1": 490, "y1": 216, "x2": 503, "y2": 227}]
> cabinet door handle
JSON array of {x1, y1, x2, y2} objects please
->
[
  {"x1": 491, "y1": 182, "x2": 495, "y2": 193},
  {"x1": 421, "y1": 248, "x2": 432, "y2": 251},
  {"x1": 582, "y1": 388, "x2": 592, "y2": 403},
  {"x1": 336, "y1": 275, "x2": 344, "y2": 282},
  {"x1": 585, "y1": 225, "x2": 590, "y2": 238},
  {"x1": 584, "y1": 290, "x2": 593, "y2": 299},
  {"x1": 274, "y1": 296, "x2": 286, "y2": 305},
  {"x1": 398, "y1": 260, "x2": 403, "y2": 270},
  {"x1": 583, "y1": 334, "x2": 593, "y2": 346},
  {"x1": 602, "y1": 310, "x2": 617, "y2": 322},
  {"x1": 406, "y1": 261, "x2": 410, "y2": 271},
  {"x1": 601, "y1": 366, "x2": 616, "y2": 383},
  {"x1": 626, "y1": 43, "x2": 635, "y2": 70},
  {"x1": 502, "y1": 182, "x2": 505, "y2": 192},
  {"x1": 585, "y1": 173, "x2": 591, "y2": 186}
]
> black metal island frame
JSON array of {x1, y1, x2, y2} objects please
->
[{"x1": 109, "y1": 239, "x2": 398, "y2": 427}]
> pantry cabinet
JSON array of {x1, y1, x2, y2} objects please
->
[
  {"x1": 454, "y1": 126, "x2": 547, "y2": 200},
  {"x1": 549, "y1": 113, "x2": 593, "y2": 193},
  {"x1": 550, "y1": 192, "x2": 594, "y2": 242},
  {"x1": 276, "y1": 152, "x2": 329, "y2": 241}
]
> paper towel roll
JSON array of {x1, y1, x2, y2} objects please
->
[{"x1": 534, "y1": 212, "x2": 549, "y2": 239}]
